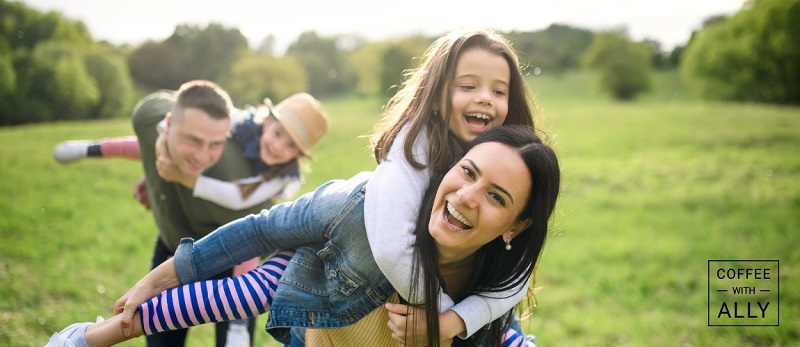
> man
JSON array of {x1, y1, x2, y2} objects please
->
[{"x1": 132, "y1": 80, "x2": 267, "y2": 347}]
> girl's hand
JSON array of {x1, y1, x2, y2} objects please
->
[
  {"x1": 155, "y1": 152, "x2": 197, "y2": 189},
  {"x1": 386, "y1": 303, "x2": 455, "y2": 346},
  {"x1": 113, "y1": 258, "x2": 182, "y2": 337}
]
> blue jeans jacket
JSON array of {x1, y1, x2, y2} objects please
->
[{"x1": 173, "y1": 172, "x2": 394, "y2": 343}]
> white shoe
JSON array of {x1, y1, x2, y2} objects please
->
[
  {"x1": 225, "y1": 321, "x2": 250, "y2": 347},
  {"x1": 525, "y1": 334, "x2": 537, "y2": 347},
  {"x1": 45, "y1": 316, "x2": 103, "y2": 347},
  {"x1": 53, "y1": 140, "x2": 92, "y2": 164}
]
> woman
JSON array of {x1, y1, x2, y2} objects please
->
[{"x1": 48, "y1": 125, "x2": 560, "y2": 347}]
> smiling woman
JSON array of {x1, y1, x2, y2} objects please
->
[
  {"x1": 47, "y1": 125, "x2": 560, "y2": 347},
  {"x1": 429, "y1": 141, "x2": 533, "y2": 261}
]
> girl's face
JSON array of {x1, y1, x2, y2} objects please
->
[
  {"x1": 259, "y1": 118, "x2": 301, "y2": 166},
  {"x1": 428, "y1": 142, "x2": 532, "y2": 263},
  {"x1": 445, "y1": 48, "x2": 510, "y2": 143}
]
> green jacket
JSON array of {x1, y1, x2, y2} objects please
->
[{"x1": 131, "y1": 90, "x2": 271, "y2": 252}]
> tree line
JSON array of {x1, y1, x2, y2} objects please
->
[{"x1": 1, "y1": 0, "x2": 797, "y2": 125}]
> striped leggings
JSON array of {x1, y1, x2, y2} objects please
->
[{"x1": 137, "y1": 251, "x2": 534, "y2": 347}]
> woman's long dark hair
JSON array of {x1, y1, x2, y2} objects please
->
[{"x1": 408, "y1": 125, "x2": 561, "y2": 346}]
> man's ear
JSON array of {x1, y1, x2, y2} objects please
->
[{"x1": 164, "y1": 112, "x2": 173, "y2": 134}]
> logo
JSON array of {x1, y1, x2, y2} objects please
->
[{"x1": 708, "y1": 260, "x2": 779, "y2": 326}]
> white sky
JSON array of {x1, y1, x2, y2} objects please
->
[{"x1": 20, "y1": 0, "x2": 746, "y2": 53}]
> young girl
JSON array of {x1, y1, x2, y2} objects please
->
[
  {"x1": 48, "y1": 28, "x2": 543, "y2": 346},
  {"x1": 48, "y1": 125, "x2": 558, "y2": 347},
  {"x1": 53, "y1": 93, "x2": 329, "y2": 211}
]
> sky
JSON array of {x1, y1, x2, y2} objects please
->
[{"x1": 21, "y1": 0, "x2": 746, "y2": 53}]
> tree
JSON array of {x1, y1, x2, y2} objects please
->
[
  {"x1": 128, "y1": 23, "x2": 248, "y2": 90},
  {"x1": 223, "y1": 54, "x2": 307, "y2": 106},
  {"x1": 83, "y1": 47, "x2": 135, "y2": 119},
  {"x1": 348, "y1": 41, "x2": 390, "y2": 96},
  {"x1": 582, "y1": 29, "x2": 652, "y2": 101},
  {"x1": 285, "y1": 31, "x2": 354, "y2": 97},
  {"x1": 507, "y1": 24, "x2": 594, "y2": 76},
  {"x1": 681, "y1": 0, "x2": 800, "y2": 104},
  {"x1": 26, "y1": 41, "x2": 100, "y2": 122}
]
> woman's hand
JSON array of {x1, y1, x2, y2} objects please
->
[{"x1": 113, "y1": 258, "x2": 182, "y2": 337}]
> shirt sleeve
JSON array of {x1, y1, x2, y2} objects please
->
[
  {"x1": 451, "y1": 278, "x2": 529, "y2": 338},
  {"x1": 364, "y1": 126, "x2": 454, "y2": 310},
  {"x1": 193, "y1": 175, "x2": 291, "y2": 210}
]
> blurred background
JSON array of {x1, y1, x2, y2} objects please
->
[{"x1": 0, "y1": 0, "x2": 797, "y2": 346}]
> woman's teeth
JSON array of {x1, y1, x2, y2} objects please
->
[{"x1": 446, "y1": 202, "x2": 473, "y2": 230}]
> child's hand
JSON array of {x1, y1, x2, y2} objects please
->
[
  {"x1": 154, "y1": 132, "x2": 167, "y2": 159},
  {"x1": 386, "y1": 303, "x2": 455, "y2": 346},
  {"x1": 156, "y1": 153, "x2": 197, "y2": 189}
]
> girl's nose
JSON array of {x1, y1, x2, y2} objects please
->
[{"x1": 475, "y1": 88, "x2": 493, "y2": 105}]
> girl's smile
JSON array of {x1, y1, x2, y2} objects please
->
[{"x1": 447, "y1": 48, "x2": 511, "y2": 143}]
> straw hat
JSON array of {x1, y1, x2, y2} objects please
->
[{"x1": 258, "y1": 93, "x2": 329, "y2": 156}]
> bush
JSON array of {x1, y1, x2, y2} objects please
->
[
  {"x1": 681, "y1": 0, "x2": 800, "y2": 104},
  {"x1": 582, "y1": 29, "x2": 652, "y2": 101}
]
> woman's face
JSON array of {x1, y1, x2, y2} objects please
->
[
  {"x1": 259, "y1": 118, "x2": 301, "y2": 166},
  {"x1": 428, "y1": 141, "x2": 532, "y2": 262},
  {"x1": 445, "y1": 48, "x2": 510, "y2": 144}
]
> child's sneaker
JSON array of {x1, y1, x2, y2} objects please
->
[
  {"x1": 45, "y1": 316, "x2": 103, "y2": 347},
  {"x1": 225, "y1": 320, "x2": 250, "y2": 347},
  {"x1": 53, "y1": 140, "x2": 92, "y2": 164},
  {"x1": 525, "y1": 334, "x2": 537, "y2": 347}
]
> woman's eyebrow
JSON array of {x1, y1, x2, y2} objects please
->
[{"x1": 465, "y1": 158, "x2": 515, "y2": 204}]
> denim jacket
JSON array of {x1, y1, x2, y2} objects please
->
[{"x1": 173, "y1": 172, "x2": 394, "y2": 344}]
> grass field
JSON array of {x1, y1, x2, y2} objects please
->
[{"x1": 1, "y1": 71, "x2": 798, "y2": 346}]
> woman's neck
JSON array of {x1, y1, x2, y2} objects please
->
[{"x1": 438, "y1": 253, "x2": 477, "y2": 302}]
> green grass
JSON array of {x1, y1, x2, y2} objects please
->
[{"x1": 2, "y1": 70, "x2": 798, "y2": 346}]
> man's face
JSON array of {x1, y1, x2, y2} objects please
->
[{"x1": 165, "y1": 107, "x2": 230, "y2": 177}]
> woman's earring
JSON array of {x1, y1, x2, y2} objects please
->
[{"x1": 505, "y1": 238, "x2": 512, "y2": 251}]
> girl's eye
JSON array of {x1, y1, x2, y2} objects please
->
[
  {"x1": 494, "y1": 89, "x2": 507, "y2": 96},
  {"x1": 461, "y1": 165, "x2": 476, "y2": 180},
  {"x1": 460, "y1": 84, "x2": 476, "y2": 90},
  {"x1": 489, "y1": 191, "x2": 506, "y2": 206}
]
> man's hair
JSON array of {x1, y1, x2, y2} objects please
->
[{"x1": 172, "y1": 80, "x2": 233, "y2": 121}]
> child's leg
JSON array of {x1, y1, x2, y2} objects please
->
[
  {"x1": 226, "y1": 257, "x2": 263, "y2": 346},
  {"x1": 56, "y1": 252, "x2": 291, "y2": 347},
  {"x1": 98, "y1": 136, "x2": 140, "y2": 160},
  {"x1": 501, "y1": 315, "x2": 536, "y2": 347},
  {"x1": 139, "y1": 251, "x2": 292, "y2": 336},
  {"x1": 53, "y1": 136, "x2": 140, "y2": 164}
]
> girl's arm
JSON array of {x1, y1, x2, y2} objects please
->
[
  {"x1": 365, "y1": 127, "x2": 459, "y2": 308},
  {"x1": 366, "y1": 126, "x2": 529, "y2": 338},
  {"x1": 448, "y1": 280, "x2": 529, "y2": 338},
  {"x1": 193, "y1": 175, "x2": 300, "y2": 210}
]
